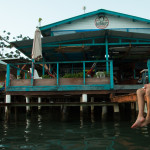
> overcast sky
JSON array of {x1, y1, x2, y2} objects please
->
[{"x1": 0, "y1": 0, "x2": 150, "y2": 40}]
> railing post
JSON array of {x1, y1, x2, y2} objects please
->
[
  {"x1": 83, "y1": 61, "x2": 85, "y2": 85},
  {"x1": 110, "y1": 60, "x2": 114, "y2": 89},
  {"x1": 17, "y1": 65, "x2": 20, "y2": 79},
  {"x1": 105, "y1": 35, "x2": 109, "y2": 73},
  {"x1": 42, "y1": 58, "x2": 45, "y2": 76},
  {"x1": 57, "y1": 62, "x2": 59, "y2": 85},
  {"x1": 6, "y1": 64, "x2": 10, "y2": 87},
  {"x1": 147, "y1": 59, "x2": 150, "y2": 83},
  {"x1": 25, "y1": 72, "x2": 27, "y2": 79}
]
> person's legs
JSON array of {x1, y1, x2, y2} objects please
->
[
  {"x1": 141, "y1": 88, "x2": 150, "y2": 127},
  {"x1": 131, "y1": 88, "x2": 145, "y2": 128}
]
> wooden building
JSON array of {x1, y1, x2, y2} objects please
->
[{"x1": 5, "y1": 9, "x2": 150, "y2": 104}]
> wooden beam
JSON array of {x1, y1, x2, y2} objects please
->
[
  {"x1": 6, "y1": 90, "x2": 111, "y2": 96},
  {"x1": 0, "y1": 102, "x2": 118, "y2": 107}
]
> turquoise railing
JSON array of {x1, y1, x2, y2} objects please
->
[{"x1": 6, "y1": 60, "x2": 114, "y2": 91}]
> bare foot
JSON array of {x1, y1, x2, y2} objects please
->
[
  {"x1": 141, "y1": 118, "x2": 150, "y2": 127},
  {"x1": 131, "y1": 117, "x2": 145, "y2": 128}
]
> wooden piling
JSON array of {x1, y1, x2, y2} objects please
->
[{"x1": 91, "y1": 97, "x2": 94, "y2": 114}]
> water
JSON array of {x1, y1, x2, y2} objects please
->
[{"x1": 0, "y1": 108, "x2": 150, "y2": 150}]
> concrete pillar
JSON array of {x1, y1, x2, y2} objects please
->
[
  {"x1": 80, "y1": 97, "x2": 83, "y2": 112},
  {"x1": 80, "y1": 94, "x2": 88, "y2": 113},
  {"x1": 113, "y1": 104, "x2": 119, "y2": 113},
  {"x1": 102, "y1": 106, "x2": 107, "y2": 116},
  {"x1": 6, "y1": 95, "x2": 11, "y2": 103},
  {"x1": 26, "y1": 97, "x2": 30, "y2": 113},
  {"x1": 82, "y1": 94, "x2": 87, "y2": 102},
  {"x1": 91, "y1": 97, "x2": 94, "y2": 113},
  {"x1": 136, "y1": 101, "x2": 139, "y2": 111},
  {"x1": 144, "y1": 103, "x2": 147, "y2": 113},
  {"x1": 5, "y1": 95, "x2": 11, "y2": 114},
  {"x1": 131, "y1": 102, "x2": 135, "y2": 110},
  {"x1": 38, "y1": 97, "x2": 41, "y2": 110}
]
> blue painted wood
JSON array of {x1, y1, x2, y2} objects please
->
[
  {"x1": 25, "y1": 72, "x2": 27, "y2": 79},
  {"x1": 6, "y1": 64, "x2": 10, "y2": 87},
  {"x1": 6, "y1": 60, "x2": 114, "y2": 92},
  {"x1": 72, "y1": 64, "x2": 73, "y2": 74},
  {"x1": 57, "y1": 63, "x2": 59, "y2": 85},
  {"x1": 17, "y1": 69, "x2": 20, "y2": 77},
  {"x1": 83, "y1": 62, "x2": 85, "y2": 85},
  {"x1": 147, "y1": 59, "x2": 150, "y2": 83},
  {"x1": 110, "y1": 60, "x2": 114, "y2": 89},
  {"x1": 6, "y1": 84, "x2": 111, "y2": 92},
  {"x1": 42, "y1": 58, "x2": 45, "y2": 76},
  {"x1": 105, "y1": 35, "x2": 109, "y2": 73}
]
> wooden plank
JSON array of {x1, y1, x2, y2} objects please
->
[
  {"x1": 111, "y1": 93, "x2": 137, "y2": 103},
  {"x1": 6, "y1": 90, "x2": 111, "y2": 96}
]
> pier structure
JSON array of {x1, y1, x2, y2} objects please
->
[{"x1": 1, "y1": 9, "x2": 150, "y2": 117}]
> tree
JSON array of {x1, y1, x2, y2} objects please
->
[{"x1": 0, "y1": 30, "x2": 30, "y2": 59}]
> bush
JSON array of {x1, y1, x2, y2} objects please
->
[{"x1": 63, "y1": 72, "x2": 87, "y2": 78}]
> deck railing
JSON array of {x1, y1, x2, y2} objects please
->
[{"x1": 6, "y1": 60, "x2": 114, "y2": 92}]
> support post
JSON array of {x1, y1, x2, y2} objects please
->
[
  {"x1": 110, "y1": 60, "x2": 114, "y2": 89},
  {"x1": 57, "y1": 62, "x2": 59, "y2": 85},
  {"x1": 83, "y1": 62, "x2": 85, "y2": 85},
  {"x1": 82, "y1": 94, "x2": 87, "y2": 102},
  {"x1": 131, "y1": 102, "x2": 135, "y2": 110},
  {"x1": 91, "y1": 97, "x2": 94, "y2": 113},
  {"x1": 136, "y1": 101, "x2": 139, "y2": 111},
  {"x1": 26, "y1": 97, "x2": 30, "y2": 113},
  {"x1": 144, "y1": 103, "x2": 147, "y2": 113},
  {"x1": 6, "y1": 64, "x2": 10, "y2": 87},
  {"x1": 5, "y1": 95, "x2": 11, "y2": 114},
  {"x1": 91, "y1": 97, "x2": 94, "y2": 123},
  {"x1": 17, "y1": 66, "x2": 20, "y2": 79},
  {"x1": 113, "y1": 104, "x2": 119, "y2": 113},
  {"x1": 38, "y1": 97, "x2": 41, "y2": 110},
  {"x1": 102, "y1": 106, "x2": 107, "y2": 116},
  {"x1": 105, "y1": 35, "x2": 109, "y2": 73},
  {"x1": 80, "y1": 97, "x2": 83, "y2": 112},
  {"x1": 42, "y1": 58, "x2": 45, "y2": 76}
]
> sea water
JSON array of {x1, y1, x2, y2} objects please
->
[{"x1": 0, "y1": 107, "x2": 150, "y2": 150}]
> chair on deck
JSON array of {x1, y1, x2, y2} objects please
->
[{"x1": 30, "y1": 68, "x2": 42, "y2": 79}]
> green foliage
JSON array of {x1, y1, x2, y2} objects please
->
[
  {"x1": 0, "y1": 30, "x2": 30, "y2": 58},
  {"x1": 63, "y1": 72, "x2": 87, "y2": 78},
  {"x1": 42, "y1": 74, "x2": 51, "y2": 78},
  {"x1": 104, "y1": 71, "x2": 110, "y2": 77}
]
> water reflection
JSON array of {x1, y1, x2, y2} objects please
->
[
  {"x1": 24, "y1": 117, "x2": 30, "y2": 142},
  {"x1": 0, "y1": 109, "x2": 150, "y2": 149}
]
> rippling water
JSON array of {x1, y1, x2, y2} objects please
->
[{"x1": 0, "y1": 107, "x2": 150, "y2": 150}]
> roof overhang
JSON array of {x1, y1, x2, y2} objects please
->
[{"x1": 11, "y1": 30, "x2": 150, "y2": 62}]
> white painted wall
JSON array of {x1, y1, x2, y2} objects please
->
[{"x1": 51, "y1": 14, "x2": 150, "y2": 36}]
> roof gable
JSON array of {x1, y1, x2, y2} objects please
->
[{"x1": 40, "y1": 9, "x2": 150, "y2": 36}]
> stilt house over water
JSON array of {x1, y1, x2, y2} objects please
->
[{"x1": 6, "y1": 9, "x2": 150, "y2": 103}]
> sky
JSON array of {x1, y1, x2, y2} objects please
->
[{"x1": 1, "y1": 0, "x2": 150, "y2": 40}]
